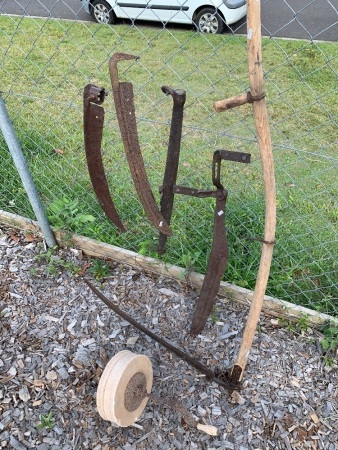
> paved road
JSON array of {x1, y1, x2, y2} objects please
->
[{"x1": 0, "y1": 0, "x2": 337, "y2": 41}]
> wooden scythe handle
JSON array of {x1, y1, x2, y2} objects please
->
[{"x1": 230, "y1": 0, "x2": 277, "y2": 382}]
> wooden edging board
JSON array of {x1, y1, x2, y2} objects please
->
[{"x1": 1, "y1": 209, "x2": 336, "y2": 328}]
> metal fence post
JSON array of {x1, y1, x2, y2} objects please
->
[{"x1": 0, "y1": 95, "x2": 57, "y2": 248}]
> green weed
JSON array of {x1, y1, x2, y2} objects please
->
[
  {"x1": 90, "y1": 259, "x2": 111, "y2": 280},
  {"x1": 210, "y1": 306, "x2": 219, "y2": 324},
  {"x1": 37, "y1": 412, "x2": 55, "y2": 430},
  {"x1": 34, "y1": 247, "x2": 80, "y2": 277},
  {"x1": 296, "y1": 315, "x2": 311, "y2": 333},
  {"x1": 320, "y1": 325, "x2": 338, "y2": 354},
  {"x1": 279, "y1": 314, "x2": 311, "y2": 334},
  {"x1": 138, "y1": 239, "x2": 158, "y2": 258},
  {"x1": 47, "y1": 197, "x2": 96, "y2": 234},
  {"x1": 178, "y1": 251, "x2": 201, "y2": 280},
  {"x1": 320, "y1": 321, "x2": 338, "y2": 368}
]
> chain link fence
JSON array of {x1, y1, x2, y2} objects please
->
[{"x1": 1, "y1": 0, "x2": 337, "y2": 317}]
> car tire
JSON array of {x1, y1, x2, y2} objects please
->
[
  {"x1": 91, "y1": 0, "x2": 116, "y2": 24},
  {"x1": 195, "y1": 8, "x2": 224, "y2": 34}
]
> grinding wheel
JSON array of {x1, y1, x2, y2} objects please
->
[{"x1": 96, "y1": 350, "x2": 153, "y2": 427}]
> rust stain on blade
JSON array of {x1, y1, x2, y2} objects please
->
[
  {"x1": 109, "y1": 54, "x2": 172, "y2": 236},
  {"x1": 83, "y1": 84, "x2": 126, "y2": 232}
]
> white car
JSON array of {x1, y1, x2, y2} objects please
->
[{"x1": 81, "y1": 0, "x2": 246, "y2": 34}]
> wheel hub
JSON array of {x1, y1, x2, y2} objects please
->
[
  {"x1": 200, "y1": 14, "x2": 218, "y2": 33},
  {"x1": 94, "y1": 5, "x2": 109, "y2": 23}
]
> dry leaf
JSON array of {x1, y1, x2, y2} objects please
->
[
  {"x1": 24, "y1": 233, "x2": 36, "y2": 242},
  {"x1": 77, "y1": 263, "x2": 91, "y2": 276},
  {"x1": 8, "y1": 232, "x2": 19, "y2": 242}
]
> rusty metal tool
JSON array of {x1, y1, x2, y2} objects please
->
[
  {"x1": 173, "y1": 184, "x2": 228, "y2": 336},
  {"x1": 190, "y1": 150, "x2": 251, "y2": 335},
  {"x1": 157, "y1": 86, "x2": 186, "y2": 254},
  {"x1": 84, "y1": 278, "x2": 240, "y2": 392},
  {"x1": 109, "y1": 53, "x2": 172, "y2": 236},
  {"x1": 83, "y1": 83, "x2": 126, "y2": 232},
  {"x1": 174, "y1": 149, "x2": 251, "y2": 335}
]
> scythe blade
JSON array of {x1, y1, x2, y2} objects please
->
[
  {"x1": 190, "y1": 189, "x2": 228, "y2": 335},
  {"x1": 109, "y1": 53, "x2": 172, "y2": 237},
  {"x1": 83, "y1": 84, "x2": 126, "y2": 232}
]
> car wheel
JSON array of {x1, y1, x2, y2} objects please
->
[
  {"x1": 195, "y1": 8, "x2": 224, "y2": 34},
  {"x1": 91, "y1": 0, "x2": 116, "y2": 24}
]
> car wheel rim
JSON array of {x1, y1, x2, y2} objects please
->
[
  {"x1": 93, "y1": 4, "x2": 110, "y2": 23},
  {"x1": 199, "y1": 13, "x2": 219, "y2": 33}
]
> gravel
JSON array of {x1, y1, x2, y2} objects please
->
[{"x1": 0, "y1": 226, "x2": 337, "y2": 449}]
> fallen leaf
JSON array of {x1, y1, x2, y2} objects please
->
[
  {"x1": 24, "y1": 233, "x2": 36, "y2": 242},
  {"x1": 8, "y1": 232, "x2": 19, "y2": 242},
  {"x1": 77, "y1": 263, "x2": 91, "y2": 276}
]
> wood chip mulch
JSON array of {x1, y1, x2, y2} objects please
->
[{"x1": 0, "y1": 226, "x2": 337, "y2": 450}]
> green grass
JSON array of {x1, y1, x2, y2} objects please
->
[{"x1": 0, "y1": 16, "x2": 337, "y2": 316}]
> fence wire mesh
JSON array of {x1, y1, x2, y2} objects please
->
[{"x1": 0, "y1": 0, "x2": 337, "y2": 317}]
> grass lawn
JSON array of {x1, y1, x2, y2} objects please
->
[{"x1": 0, "y1": 15, "x2": 337, "y2": 315}]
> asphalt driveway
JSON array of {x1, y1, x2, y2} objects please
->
[{"x1": 0, "y1": 0, "x2": 337, "y2": 41}]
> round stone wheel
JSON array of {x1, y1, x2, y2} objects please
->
[{"x1": 96, "y1": 350, "x2": 153, "y2": 427}]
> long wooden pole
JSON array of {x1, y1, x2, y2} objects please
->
[{"x1": 230, "y1": 0, "x2": 276, "y2": 382}]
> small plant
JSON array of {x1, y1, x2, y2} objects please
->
[
  {"x1": 34, "y1": 246, "x2": 58, "y2": 264},
  {"x1": 320, "y1": 325, "x2": 338, "y2": 354},
  {"x1": 279, "y1": 314, "x2": 311, "y2": 334},
  {"x1": 34, "y1": 247, "x2": 80, "y2": 277},
  {"x1": 138, "y1": 239, "x2": 158, "y2": 258},
  {"x1": 37, "y1": 412, "x2": 55, "y2": 430},
  {"x1": 279, "y1": 317, "x2": 297, "y2": 333},
  {"x1": 179, "y1": 251, "x2": 201, "y2": 280},
  {"x1": 315, "y1": 323, "x2": 338, "y2": 368},
  {"x1": 90, "y1": 259, "x2": 111, "y2": 280},
  {"x1": 323, "y1": 356, "x2": 335, "y2": 368},
  {"x1": 297, "y1": 314, "x2": 311, "y2": 333},
  {"x1": 29, "y1": 267, "x2": 39, "y2": 276},
  {"x1": 210, "y1": 306, "x2": 219, "y2": 324},
  {"x1": 47, "y1": 197, "x2": 96, "y2": 233}
]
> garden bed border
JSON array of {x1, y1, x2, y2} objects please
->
[{"x1": 1, "y1": 209, "x2": 336, "y2": 328}]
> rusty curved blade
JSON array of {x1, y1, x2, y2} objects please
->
[
  {"x1": 190, "y1": 189, "x2": 228, "y2": 335},
  {"x1": 158, "y1": 86, "x2": 186, "y2": 254},
  {"x1": 109, "y1": 54, "x2": 172, "y2": 236},
  {"x1": 83, "y1": 84, "x2": 126, "y2": 232}
]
